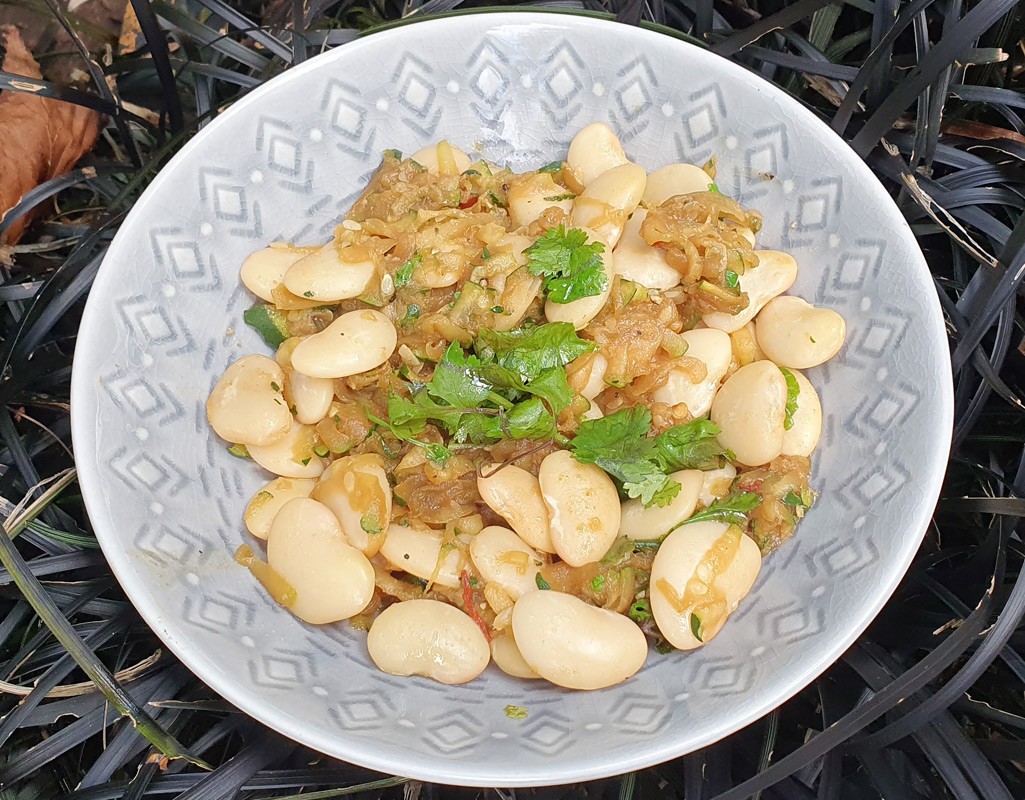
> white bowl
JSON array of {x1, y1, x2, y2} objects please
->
[{"x1": 71, "y1": 11, "x2": 952, "y2": 787}]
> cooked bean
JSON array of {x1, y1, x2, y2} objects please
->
[
  {"x1": 570, "y1": 163, "x2": 646, "y2": 248},
  {"x1": 710, "y1": 361, "x2": 787, "y2": 466},
  {"x1": 508, "y1": 173, "x2": 575, "y2": 229},
  {"x1": 566, "y1": 123, "x2": 629, "y2": 187},
  {"x1": 649, "y1": 520, "x2": 761, "y2": 650},
  {"x1": 490, "y1": 631, "x2": 541, "y2": 679},
  {"x1": 379, "y1": 522, "x2": 465, "y2": 588},
  {"x1": 621, "y1": 469, "x2": 704, "y2": 540},
  {"x1": 409, "y1": 141, "x2": 473, "y2": 175},
  {"x1": 755, "y1": 295, "x2": 846, "y2": 368},
  {"x1": 289, "y1": 371, "x2": 334, "y2": 425},
  {"x1": 266, "y1": 498, "x2": 375, "y2": 624},
  {"x1": 311, "y1": 454, "x2": 391, "y2": 557},
  {"x1": 571, "y1": 352, "x2": 608, "y2": 401},
  {"x1": 781, "y1": 368, "x2": 822, "y2": 457},
  {"x1": 642, "y1": 163, "x2": 714, "y2": 206},
  {"x1": 512, "y1": 591, "x2": 647, "y2": 689},
  {"x1": 697, "y1": 463, "x2": 737, "y2": 508},
  {"x1": 244, "y1": 477, "x2": 317, "y2": 540},
  {"x1": 206, "y1": 355, "x2": 292, "y2": 446},
  {"x1": 582, "y1": 403, "x2": 604, "y2": 421},
  {"x1": 653, "y1": 328, "x2": 732, "y2": 417},
  {"x1": 613, "y1": 208, "x2": 679, "y2": 290},
  {"x1": 290, "y1": 309, "x2": 397, "y2": 379},
  {"x1": 703, "y1": 251, "x2": 798, "y2": 333},
  {"x1": 477, "y1": 464, "x2": 556, "y2": 553},
  {"x1": 538, "y1": 450, "x2": 620, "y2": 566},
  {"x1": 367, "y1": 599, "x2": 490, "y2": 684},
  {"x1": 240, "y1": 243, "x2": 310, "y2": 302},
  {"x1": 282, "y1": 243, "x2": 375, "y2": 303},
  {"x1": 469, "y1": 526, "x2": 543, "y2": 600},
  {"x1": 247, "y1": 420, "x2": 328, "y2": 478}
]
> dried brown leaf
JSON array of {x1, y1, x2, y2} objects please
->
[{"x1": 0, "y1": 25, "x2": 102, "y2": 245}]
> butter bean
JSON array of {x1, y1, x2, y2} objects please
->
[
  {"x1": 702, "y1": 251, "x2": 798, "y2": 333},
  {"x1": 477, "y1": 464, "x2": 556, "y2": 554},
  {"x1": 207, "y1": 355, "x2": 291, "y2": 446},
  {"x1": 642, "y1": 163, "x2": 714, "y2": 206},
  {"x1": 311, "y1": 454, "x2": 392, "y2": 557},
  {"x1": 566, "y1": 123, "x2": 628, "y2": 188},
  {"x1": 282, "y1": 243, "x2": 375, "y2": 303},
  {"x1": 240, "y1": 243, "x2": 310, "y2": 302},
  {"x1": 538, "y1": 450, "x2": 620, "y2": 567},
  {"x1": 572, "y1": 352, "x2": 608, "y2": 401},
  {"x1": 612, "y1": 209, "x2": 679, "y2": 290},
  {"x1": 781, "y1": 368, "x2": 822, "y2": 457},
  {"x1": 469, "y1": 526, "x2": 543, "y2": 600},
  {"x1": 266, "y1": 498, "x2": 375, "y2": 624},
  {"x1": 755, "y1": 295, "x2": 846, "y2": 368},
  {"x1": 490, "y1": 631, "x2": 541, "y2": 679},
  {"x1": 507, "y1": 173, "x2": 575, "y2": 229},
  {"x1": 512, "y1": 591, "x2": 647, "y2": 689},
  {"x1": 289, "y1": 371, "x2": 334, "y2": 425},
  {"x1": 710, "y1": 361, "x2": 787, "y2": 466},
  {"x1": 582, "y1": 403, "x2": 604, "y2": 421},
  {"x1": 697, "y1": 463, "x2": 737, "y2": 508},
  {"x1": 653, "y1": 328, "x2": 732, "y2": 417},
  {"x1": 571, "y1": 163, "x2": 646, "y2": 248},
  {"x1": 247, "y1": 420, "x2": 328, "y2": 478},
  {"x1": 290, "y1": 309, "x2": 396, "y2": 379},
  {"x1": 367, "y1": 599, "x2": 490, "y2": 684},
  {"x1": 621, "y1": 469, "x2": 704, "y2": 540},
  {"x1": 379, "y1": 523, "x2": 465, "y2": 588},
  {"x1": 244, "y1": 477, "x2": 317, "y2": 540},
  {"x1": 650, "y1": 520, "x2": 761, "y2": 650},
  {"x1": 410, "y1": 141, "x2": 473, "y2": 175}
]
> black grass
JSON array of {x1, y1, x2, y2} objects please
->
[{"x1": 0, "y1": 0, "x2": 1023, "y2": 797}]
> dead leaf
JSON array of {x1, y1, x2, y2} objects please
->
[
  {"x1": 0, "y1": 25, "x2": 101, "y2": 245},
  {"x1": 943, "y1": 119, "x2": 1025, "y2": 146}
]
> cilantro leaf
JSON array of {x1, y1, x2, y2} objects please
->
[
  {"x1": 780, "y1": 368, "x2": 800, "y2": 430},
  {"x1": 429, "y1": 342, "x2": 496, "y2": 408},
  {"x1": 367, "y1": 406, "x2": 454, "y2": 467},
  {"x1": 628, "y1": 598, "x2": 652, "y2": 624},
  {"x1": 520, "y1": 367, "x2": 573, "y2": 415},
  {"x1": 524, "y1": 226, "x2": 609, "y2": 304},
  {"x1": 394, "y1": 253, "x2": 422, "y2": 288},
  {"x1": 243, "y1": 304, "x2": 289, "y2": 349},
  {"x1": 475, "y1": 322, "x2": 593, "y2": 380},
  {"x1": 690, "y1": 613, "x2": 704, "y2": 642},
  {"x1": 654, "y1": 419, "x2": 731, "y2": 472},
  {"x1": 683, "y1": 491, "x2": 762, "y2": 526},
  {"x1": 535, "y1": 572, "x2": 552, "y2": 590}
]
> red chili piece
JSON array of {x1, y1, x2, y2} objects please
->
[{"x1": 460, "y1": 570, "x2": 492, "y2": 642}]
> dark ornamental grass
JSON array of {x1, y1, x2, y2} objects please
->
[{"x1": 1, "y1": 0, "x2": 1024, "y2": 797}]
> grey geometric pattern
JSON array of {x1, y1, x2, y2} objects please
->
[{"x1": 70, "y1": 13, "x2": 953, "y2": 788}]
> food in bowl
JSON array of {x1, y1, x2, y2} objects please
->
[{"x1": 206, "y1": 123, "x2": 846, "y2": 690}]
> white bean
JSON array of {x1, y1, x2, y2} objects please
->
[
  {"x1": 653, "y1": 328, "x2": 732, "y2": 417},
  {"x1": 379, "y1": 523, "x2": 465, "y2": 588},
  {"x1": 469, "y1": 526, "x2": 543, "y2": 600},
  {"x1": 538, "y1": 450, "x2": 621, "y2": 567},
  {"x1": 649, "y1": 520, "x2": 761, "y2": 650},
  {"x1": 477, "y1": 464, "x2": 556, "y2": 554},
  {"x1": 642, "y1": 163, "x2": 714, "y2": 206},
  {"x1": 544, "y1": 237, "x2": 613, "y2": 330},
  {"x1": 575, "y1": 352, "x2": 608, "y2": 401},
  {"x1": 244, "y1": 477, "x2": 316, "y2": 540},
  {"x1": 206, "y1": 355, "x2": 291, "y2": 446},
  {"x1": 490, "y1": 631, "x2": 541, "y2": 679},
  {"x1": 697, "y1": 463, "x2": 737, "y2": 508},
  {"x1": 367, "y1": 599, "x2": 490, "y2": 684},
  {"x1": 507, "y1": 173, "x2": 575, "y2": 229},
  {"x1": 290, "y1": 309, "x2": 397, "y2": 379},
  {"x1": 311, "y1": 454, "x2": 392, "y2": 557},
  {"x1": 266, "y1": 498, "x2": 375, "y2": 624},
  {"x1": 710, "y1": 361, "x2": 787, "y2": 467},
  {"x1": 512, "y1": 591, "x2": 647, "y2": 690},
  {"x1": 755, "y1": 295, "x2": 846, "y2": 368},
  {"x1": 582, "y1": 403, "x2": 604, "y2": 421},
  {"x1": 289, "y1": 371, "x2": 334, "y2": 425},
  {"x1": 702, "y1": 251, "x2": 798, "y2": 333},
  {"x1": 781, "y1": 368, "x2": 822, "y2": 457},
  {"x1": 566, "y1": 124, "x2": 629, "y2": 188},
  {"x1": 570, "y1": 163, "x2": 646, "y2": 248},
  {"x1": 247, "y1": 420, "x2": 328, "y2": 478},
  {"x1": 409, "y1": 141, "x2": 473, "y2": 175},
  {"x1": 240, "y1": 243, "x2": 310, "y2": 302},
  {"x1": 282, "y1": 243, "x2": 375, "y2": 303},
  {"x1": 621, "y1": 469, "x2": 704, "y2": 540},
  {"x1": 612, "y1": 209, "x2": 679, "y2": 290}
]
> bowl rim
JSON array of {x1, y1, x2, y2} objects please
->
[{"x1": 70, "y1": 10, "x2": 954, "y2": 787}]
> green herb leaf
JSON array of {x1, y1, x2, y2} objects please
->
[
  {"x1": 475, "y1": 322, "x2": 593, "y2": 380},
  {"x1": 384, "y1": 148, "x2": 402, "y2": 160},
  {"x1": 482, "y1": 247, "x2": 491, "y2": 260},
  {"x1": 537, "y1": 160, "x2": 563, "y2": 173},
  {"x1": 780, "y1": 367, "x2": 800, "y2": 430},
  {"x1": 242, "y1": 304, "x2": 289, "y2": 349},
  {"x1": 683, "y1": 491, "x2": 762, "y2": 526},
  {"x1": 782, "y1": 490, "x2": 805, "y2": 508},
  {"x1": 690, "y1": 613, "x2": 704, "y2": 642},
  {"x1": 401, "y1": 303, "x2": 422, "y2": 326},
  {"x1": 724, "y1": 269, "x2": 739, "y2": 288},
  {"x1": 360, "y1": 514, "x2": 382, "y2": 535},
  {"x1": 429, "y1": 342, "x2": 495, "y2": 408},
  {"x1": 524, "y1": 225, "x2": 608, "y2": 304},
  {"x1": 394, "y1": 253, "x2": 422, "y2": 288},
  {"x1": 654, "y1": 419, "x2": 731, "y2": 472},
  {"x1": 590, "y1": 575, "x2": 606, "y2": 592},
  {"x1": 504, "y1": 704, "x2": 528, "y2": 719},
  {"x1": 535, "y1": 572, "x2": 551, "y2": 590},
  {"x1": 628, "y1": 598, "x2": 652, "y2": 624},
  {"x1": 226, "y1": 444, "x2": 250, "y2": 458},
  {"x1": 707, "y1": 182, "x2": 721, "y2": 194}
]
